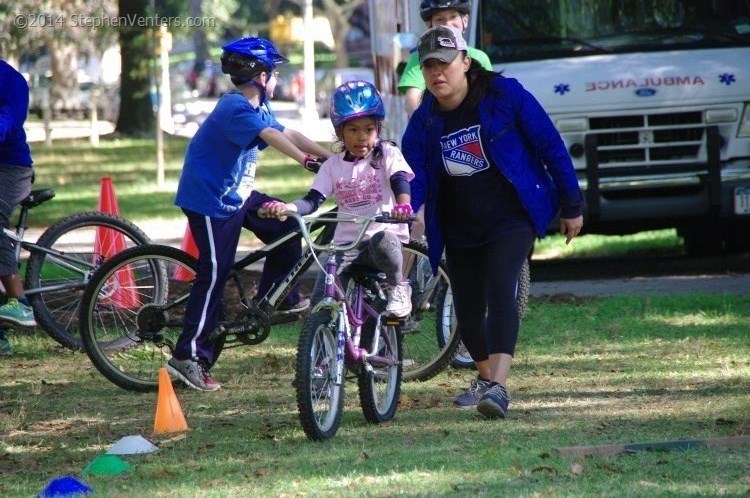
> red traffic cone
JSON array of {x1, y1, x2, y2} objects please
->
[
  {"x1": 94, "y1": 176, "x2": 139, "y2": 307},
  {"x1": 154, "y1": 367, "x2": 188, "y2": 435},
  {"x1": 173, "y1": 224, "x2": 199, "y2": 282}
]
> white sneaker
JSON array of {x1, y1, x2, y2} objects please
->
[{"x1": 385, "y1": 282, "x2": 412, "y2": 318}]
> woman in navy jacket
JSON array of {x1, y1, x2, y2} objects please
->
[{"x1": 402, "y1": 26, "x2": 584, "y2": 419}]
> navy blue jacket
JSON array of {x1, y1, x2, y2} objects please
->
[
  {"x1": 0, "y1": 61, "x2": 33, "y2": 167},
  {"x1": 402, "y1": 76, "x2": 583, "y2": 272}
]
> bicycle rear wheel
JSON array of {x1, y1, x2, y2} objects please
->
[
  {"x1": 401, "y1": 240, "x2": 459, "y2": 382},
  {"x1": 25, "y1": 211, "x2": 150, "y2": 351},
  {"x1": 295, "y1": 309, "x2": 345, "y2": 441},
  {"x1": 358, "y1": 317, "x2": 402, "y2": 424},
  {"x1": 79, "y1": 245, "x2": 200, "y2": 392}
]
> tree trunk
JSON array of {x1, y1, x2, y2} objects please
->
[
  {"x1": 190, "y1": 0, "x2": 209, "y2": 65},
  {"x1": 115, "y1": 0, "x2": 154, "y2": 137}
]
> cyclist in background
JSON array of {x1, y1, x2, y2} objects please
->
[
  {"x1": 0, "y1": 59, "x2": 37, "y2": 356},
  {"x1": 166, "y1": 37, "x2": 331, "y2": 391},
  {"x1": 262, "y1": 81, "x2": 414, "y2": 318},
  {"x1": 397, "y1": 0, "x2": 492, "y2": 116}
]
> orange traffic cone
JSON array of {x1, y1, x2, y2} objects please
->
[
  {"x1": 154, "y1": 367, "x2": 188, "y2": 435},
  {"x1": 94, "y1": 177, "x2": 139, "y2": 307},
  {"x1": 173, "y1": 224, "x2": 199, "y2": 282}
]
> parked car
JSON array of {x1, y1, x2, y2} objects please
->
[{"x1": 315, "y1": 67, "x2": 375, "y2": 118}]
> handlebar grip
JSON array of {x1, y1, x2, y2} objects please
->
[{"x1": 375, "y1": 212, "x2": 417, "y2": 224}]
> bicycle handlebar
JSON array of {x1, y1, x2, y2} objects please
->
[{"x1": 282, "y1": 211, "x2": 414, "y2": 253}]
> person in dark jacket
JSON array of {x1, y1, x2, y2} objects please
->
[
  {"x1": 0, "y1": 60, "x2": 37, "y2": 356},
  {"x1": 402, "y1": 26, "x2": 584, "y2": 419}
]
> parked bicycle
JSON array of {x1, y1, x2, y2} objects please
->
[
  {"x1": 78, "y1": 207, "x2": 458, "y2": 391},
  {"x1": 1, "y1": 188, "x2": 150, "y2": 350}
]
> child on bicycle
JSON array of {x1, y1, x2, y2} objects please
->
[
  {"x1": 166, "y1": 37, "x2": 331, "y2": 391},
  {"x1": 0, "y1": 59, "x2": 37, "y2": 356},
  {"x1": 262, "y1": 81, "x2": 414, "y2": 318}
]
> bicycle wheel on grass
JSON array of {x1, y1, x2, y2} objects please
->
[
  {"x1": 295, "y1": 309, "x2": 345, "y2": 441},
  {"x1": 25, "y1": 211, "x2": 150, "y2": 351},
  {"x1": 439, "y1": 257, "x2": 532, "y2": 369},
  {"x1": 79, "y1": 245, "x2": 223, "y2": 392},
  {"x1": 358, "y1": 316, "x2": 402, "y2": 424},
  {"x1": 401, "y1": 240, "x2": 459, "y2": 382}
]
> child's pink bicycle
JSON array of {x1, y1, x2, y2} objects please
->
[{"x1": 281, "y1": 210, "x2": 412, "y2": 441}]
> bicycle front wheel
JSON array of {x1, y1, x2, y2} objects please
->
[
  {"x1": 358, "y1": 317, "x2": 402, "y2": 424},
  {"x1": 79, "y1": 245, "x2": 196, "y2": 392},
  {"x1": 295, "y1": 309, "x2": 345, "y2": 441},
  {"x1": 401, "y1": 240, "x2": 459, "y2": 382},
  {"x1": 25, "y1": 212, "x2": 150, "y2": 351}
]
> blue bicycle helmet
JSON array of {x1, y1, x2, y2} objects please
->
[
  {"x1": 419, "y1": 0, "x2": 471, "y2": 21},
  {"x1": 220, "y1": 37, "x2": 289, "y2": 79},
  {"x1": 329, "y1": 81, "x2": 385, "y2": 129}
]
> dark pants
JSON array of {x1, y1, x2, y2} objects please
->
[
  {"x1": 445, "y1": 228, "x2": 535, "y2": 361},
  {"x1": 173, "y1": 191, "x2": 302, "y2": 364}
]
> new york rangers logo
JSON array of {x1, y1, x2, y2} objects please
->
[{"x1": 440, "y1": 125, "x2": 489, "y2": 176}]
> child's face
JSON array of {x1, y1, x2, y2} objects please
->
[
  {"x1": 428, "y1": 9, "x2": 467, "y2": 31},
  {"x1": 264, "y1": 70, "x2": 279, "y2": 98},
  {"x1": 340, "y1": 117, "x2": 378, "y2": 157}
]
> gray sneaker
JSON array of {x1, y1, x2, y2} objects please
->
[
  {"x1": 477, "y1": 383, "x2": 510, "y2": 419},
  {"x1": 166, "y1": 357, "x2": 220, "y2": 391},
  {"x1": 0, "y1": 298, "x2": 36, "y2": 328},
  {"x1": 453, "y1": 376, "x2": 491, "y2": 408}
]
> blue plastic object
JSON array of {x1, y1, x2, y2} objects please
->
[{"x1": 38, "y1": 476, "x2": 92, "y2": 497}]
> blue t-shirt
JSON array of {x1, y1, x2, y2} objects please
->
[
  {"x1": 437, "y1": 102, "x2": 532, "y2": 248},
  {"x1": 174, "y1": 92, "x2": 284, "y2": 217},
  {"x1": 0, "y1": 61, "x2": 33, "y2": 167}
]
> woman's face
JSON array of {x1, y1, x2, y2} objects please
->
[
  {"x1": 421, "y1": 54, "x2": 470, "y2": 106},
  {"x1": 340, "y1": 116, "x2": 378, "y2": 157}
]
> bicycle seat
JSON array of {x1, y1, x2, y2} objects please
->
[{"x1": 21, "y1": 189, "x2": 56, "y2": 208}]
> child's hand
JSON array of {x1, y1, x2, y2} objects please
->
[
  {"x1": 259, "y1": 201, "x2": 289, "y2": 221},
  {"x1": 391, "y1": 203, "x2": 413, "y2": 222},
  {"x1": 303, "y1": 155, "x2": 325, "y2": 173}
]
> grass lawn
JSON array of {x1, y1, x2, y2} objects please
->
[{"x1": 1, "y1": 294, "x2": 748, "y2": 496}]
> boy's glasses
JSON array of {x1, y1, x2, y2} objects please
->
[{"x1": 270, "y1": 71, "x2": 280, "y2": 79}]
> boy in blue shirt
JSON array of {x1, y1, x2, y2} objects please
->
[
  {"x1": 167, "y1": 37, "x2": 331, "y2": 391},
  {"x1": 0, "y1": 60, "x2": 37, "y2": 356}
]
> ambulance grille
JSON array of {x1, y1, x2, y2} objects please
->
[{"x1": 589, "y1": 111, "x2": 704, "y2": 167}]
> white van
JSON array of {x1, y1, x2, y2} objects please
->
[{"x1": 369, "y1": 0, "x2": 750, "y2": 254}]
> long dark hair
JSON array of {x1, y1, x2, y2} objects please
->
[{"x1": 465, "y1": 58, "x2": 502, "y2": 107}]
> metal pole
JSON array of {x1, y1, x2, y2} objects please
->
[{"x1": 301, "y1": 0, "x2": 317, "y2": 126}]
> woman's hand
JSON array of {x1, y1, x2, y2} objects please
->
[{"x1": 560, "y1": 215, "x2": 583, "y2": 245}]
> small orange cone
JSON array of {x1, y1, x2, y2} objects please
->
[
  {"x1": 154, "y1": 367, "x2": 188, "y2": 435},
  {"x1": 173, "y1": 224, "x2": 199, "y2": 282},
  {"x1": 94, "y1": 176, "x2": 139, "y2": 307}
]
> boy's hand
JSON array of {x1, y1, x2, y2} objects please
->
[
  {"x1": 303, "y1": 155, "x2": 325, "y2": 173},
  {"x1": 259, "y1": 201, "x2": 289, "y2": 221}
]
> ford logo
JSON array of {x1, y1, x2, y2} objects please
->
[{"x1": 635, "y1": 88, "x2": 657, "y2": 97}]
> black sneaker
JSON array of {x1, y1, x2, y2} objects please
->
[
  {"x1": 453, "y1": 376, "x2": 491, "y2": 409},
  {"x1": 477, "y1": 383, "x2": 510, "y2": 419},
  {"x1": 166, "y1": 357, "x2": 220, "y2": 391}
]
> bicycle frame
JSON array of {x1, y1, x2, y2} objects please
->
[{"x1": 2, "y1": 227, "x2": 95, "y2": 296}]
